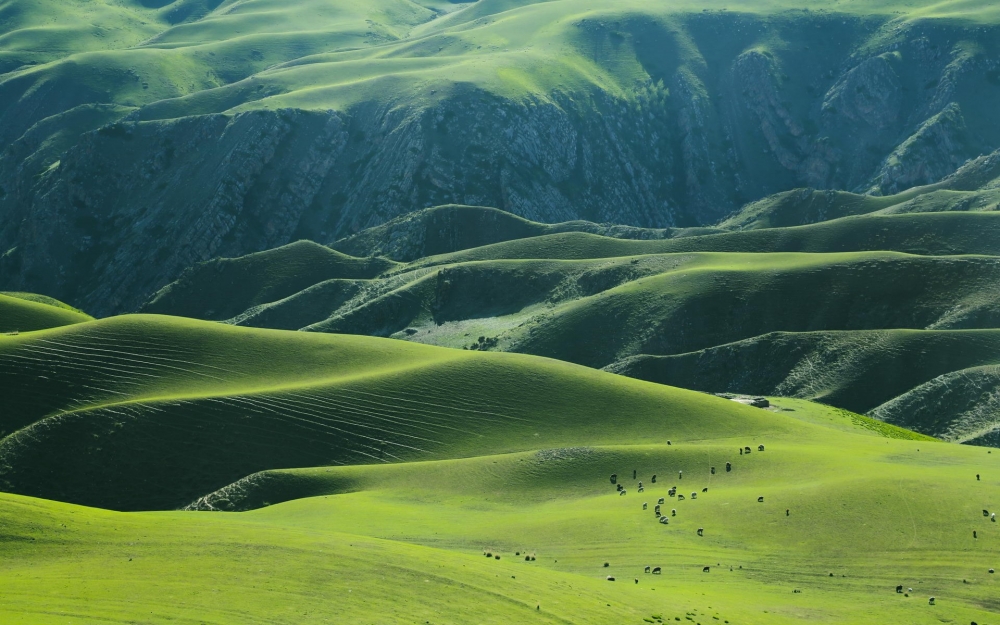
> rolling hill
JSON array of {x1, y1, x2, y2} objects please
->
[
  {"x1": 2, "y1": 309, "x2": 998, "y2": 624},
  {"x1": 0, "y1": 291, "x2": 92, "y2": 333}
]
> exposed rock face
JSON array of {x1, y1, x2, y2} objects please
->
[{"x1": 1, "y1": 15, "x2": 999, "y2": 313}]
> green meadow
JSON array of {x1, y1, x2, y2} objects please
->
[{"x1": 1, "y1": 312, "x2": 999, "y2": 624}]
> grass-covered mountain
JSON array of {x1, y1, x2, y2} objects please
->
[
  {"x1": 5, "y1": 306, "x2": 1000, "y2": 624},
  {"x1": 4, "y1": 0, "x2": 1000, "y2": 313}
]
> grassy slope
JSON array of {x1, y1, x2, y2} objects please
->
[
  {"x1": 330, "y1": 204, "x2": 676, "y2": 262},
  {"x1": 608, "y1": 329, "x2": 1000, "y2": 444},
  {"x1": 140, "y1": 240, "x2": 398, "y2": 321},
  {"x1": 0, "y1": 314, "x2": 792, "y2": 510},
  {"x1": 0, "y1": 292, "x2": 92, "y2": 332},
  {"x1": 1, "y1": 398, "x2": 997, "y2": 624}
]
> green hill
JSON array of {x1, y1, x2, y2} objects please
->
[
  {"x1": 0, "y1": 394, "x2": 996, "y2": 624},
  {"x1": 0, "y1": 313, "x2": 793, "y2": 510},
  {"x1": 0, "y1": 292, "x2": 92, "y2": 333},
  {"x1": 140, "y1": 240, "x2": 398, "y2": 321},
  {"x1": 607, "y1": 329, "x2": 1000, "y2": 445}
]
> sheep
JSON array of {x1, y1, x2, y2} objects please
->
[
  {"x1": 757, "y1": 496, "x2": 764, "y2": 503},
  {"x1": 697, "y1": 528, "x2": 704, "y2": 536},
  {"x1": 726, "y1": 462, "x2": 732, "y2": 472},
  {"x1": 610, "y1": 474, "x2": 617, "y2": 484},
  {"x1": 652, "y1": 567, "x2": 661, "y2": 574},
  {"x1": 658, "y1": 497, "x2": 665, "y2": 505},
  {"x1": 644, "y1": 566, "x2": 651, "y2": 574},
  {"x1": 758, "y1": 445, "x2": 765, "y2": 452}
]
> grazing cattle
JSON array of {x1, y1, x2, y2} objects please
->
[
  {"x1": 652, "y1": 475, "x2": 657, "y2": 483},
  {"x1": 659, "y1": 516, "x2": 669, "y2": 525},
  {"x1": 726, "y1": 462, "x2": 732, "y2": 472},
  {"x1": 702, "y1": 487, "x2": 708, "y2": 492},
  {"x1": 643, "y1": 502, "x2": 648, "y2": 510},
  {"x1": 645, "y1": 566, "x2": 651, "y2": 573},
  {"x1": 740, "y1": 448, "x2": 743, "y2": 456},
  {"x1": 697, "y1": 528, "x2": 704, "y2": 536},
  {"x1": 974, "y1": 531, "x2": 978, "y2": 538},
  {"x1": 985, "y1": 510, "x2": 990, "y2": 517},
  {"x1": 633, "y1": 470, "x2": 637, "y2": 480},
  {"x1": 610, "y1": 474, "x2": 617, "y2": 484},
  {"x1": 620, "y1": 489, "x2": 627, "y2": 496},
  {"x1": 617, "y1": 484, "x2": 624, "y2": 492},
  {"x1": 638, "y1": 487, "x2": 644, "y2": 493},
  {"x1": 486, "y1": 552, "x2": 492, "y2": 557},
  {"x1": 989, "y1": 569, "x2": 995, "y2": 574},
  {"x1": 606, "y1": 576, "x2": 615, "y2": 581},
  {"x1": 993, "y1": 513, "x2": 997, "y2": 522},
  {"x1": 928, "y1": 597, "x2": 935, "y2": 605},
  {"x1": 977, "y1": 474, "x2": 980, "y2": 480},
  {"x1": 703, "y1": 566, "x2": 710, "y2": 573},
  {"x1": 638, "y1": 481, "x2": 643, "y2": 489},
  {"x1": 757, "y1": 496, "x2": 764, "y2": 503},
  {"x1": 691, "y1": 492, "x2": 698, "y2": 499},
  {"x1": 758, "y1": 445, "x2": 765, "y2": 452},
  {"x1": 495, "y1": 555, "x2": 501, "y2": 560},
  {"x1": 658, "y1": 497, "x2": 665, "y2": 505},
  {"x1": 711, "y1": 467, "x2": 716, "y2": 474},
  {"x1": 652, "y1": 567, "x2": 661, "y2": 574},
  {"x1": 672, "y1": 509, "x2": 677, "y2": 516},
  {"x1": 745, "y1": 447, "x2": 752, "y2": 454},
  {"x1": 667, "y1": 441, "x2": 672, "y2": 446},
  {"x1": 896, "y1": 585, "x2": 903, "y2": 593},
  {"x1": 655, "y1": 505, "x2": 661, "y2": 515},
  {"x1": 668, "y1": 487, "x2": 677, "y2": 496},
  {"x1": 679, "y1": 471, "x2": 683, "y2": 479},
  {"x1": 604, "y1": 562, "x2": 610, "y2": 567},
  {"x1": 635, "y1": 578, "x2": 639, "y2": 584},
  {"x1": 786, "y1": 509, "x2": 790, "y2": 516},
  {"x1": 678, "y1": 494, "x2": 685, "y2": 501}
]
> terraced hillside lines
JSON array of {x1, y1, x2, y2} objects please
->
[
  {"x1": 0, "y1": 314, "x2": 790, "y2": 510},
  {"x1": 0, "y1": 292, "x2": 92, "y2": 333},
  {"x1": 141, "y1": 240, "x2": 398, "y2": 321},
  {"x1": 607, "y1": 329, "x2": 1000, "y2": 444}
]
